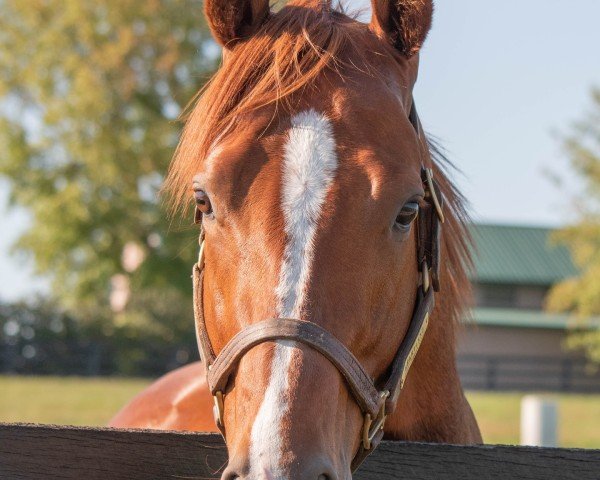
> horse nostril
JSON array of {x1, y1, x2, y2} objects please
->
[
  {"x1": 309, "y1": 457, "x2": 338, "y2": 480},
  {"x1": 220, "y1": 467, "x2": 240, "y2": 480},
  {"x1": 316, "y1": 468, "x2": 338, "y2": 480},
  {"x1": 318, "y1": 473, "x2": 339, "y2": 480}
]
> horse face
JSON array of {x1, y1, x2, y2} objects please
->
[{"x1": 174, "y1": 1, "x2": 434, "y2": 478}]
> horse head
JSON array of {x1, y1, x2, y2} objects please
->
[{"x1": 165, "y1": 1, "x2": 479, "y2": 478}]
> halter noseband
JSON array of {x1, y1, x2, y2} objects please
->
[{"x1": 191, "y1": 104, "x2": 444, "y2": 472}]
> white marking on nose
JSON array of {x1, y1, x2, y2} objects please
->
[{"x1": 248, "y1": 110, "x2": 338, "y2": 477}]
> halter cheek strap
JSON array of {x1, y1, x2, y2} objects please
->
[{"x1": 191, "y1": 166, "x2": 444, "y2": 472}]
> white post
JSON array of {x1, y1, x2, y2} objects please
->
[{"x1": 520, "y1": 395, "x2": 558, "y2": 447}]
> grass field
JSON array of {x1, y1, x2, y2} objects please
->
[
  {"x1": 467, "y1": 391, "x2": 600, "y2": 448},
  {"x1": 1, "y1": 376, "x2": 599, "y2": 448},
  {"x1": 0, "y1": 376, "x2": 149, "y2": 427}
]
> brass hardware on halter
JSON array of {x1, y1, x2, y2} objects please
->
[
  {"x1": 198, "y1": 232, "x2": 205, "y2": 268},
  {"x1": 362, "y1": 391, "x2": 389, "y2": 451},
  {"x1": 421, "y1": 261, "x2": 431, "y2": 293},
  {"x1": 424, "y1": 168, "x2": 445, "y2": 223},
  {"x1": 213, "y1": 390, "x2": 225, "y2": 431}
]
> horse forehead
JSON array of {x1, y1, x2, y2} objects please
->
[{"x1": 200, "y1": 87, "x2": 418, "y2": 206}]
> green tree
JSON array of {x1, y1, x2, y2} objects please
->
[
  {"x1": 547, "y1": 88, "x2": 600, "y2": 364},
  {"x1": 0, "y1": 1, "x2": 216, "y2": 345}
]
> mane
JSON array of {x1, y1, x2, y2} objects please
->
[
  {"x1": 164, "y1": 0, "x2": 366, "y2": 213},
  {"x1": 427, "y1": 138, "x2": 473, "y2": 332},
  {"x1": 163, "y1": 1, "x2": 472, "y2": 330}
]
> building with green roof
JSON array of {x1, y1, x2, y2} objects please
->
[
  {"x1": 469, "y1": 223, "x2": 579, "y2": 329},
  {"x1": 458, "y1": 224, "x2": 599, "y2": 392},
  {"x1": 471, "y1": 223, "x2": 578, "y2": 286}
]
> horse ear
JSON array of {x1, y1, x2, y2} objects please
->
[
  {"x1": 204, "y1": 0, "x2": 270, "y2": 49},
  {"x1": 369, "y1": 0, "x2": 433, "y2": 57}
]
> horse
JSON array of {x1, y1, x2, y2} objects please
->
[{"x1": 110, "y1": 0, "x2": 482, "y2": 478}]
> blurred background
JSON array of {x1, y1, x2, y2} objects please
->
[{"x1": 1, "y1": 0, "x2": 599, "y2": 447}]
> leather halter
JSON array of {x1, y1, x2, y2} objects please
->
[{"x1": 191, "y1": 104, "x2": 444, "y2": 472}]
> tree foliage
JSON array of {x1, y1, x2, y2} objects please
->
[
  {"x1": 547, "y1": 88, "x2": 600, "y2": 364},
  {"x1": 0, "y1": 300, "x2": 198, "y2": 376},
  {"x1": 0, "y1": 1, "x2": 217, "y2": 340}
]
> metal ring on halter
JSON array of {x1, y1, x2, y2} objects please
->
[
  {"x1": 421, "y1": 261, "x2": 431, "y2": 293},
  {"x1": 362, "y1": 390, "x2": 389, "y2": 450},
  {"x1": 213, "y1": 390, "x2": 225, "y2": 431},
  {"x1": 198, "y1": 235, "x2": 205, "y2": 267},
  {"x1": 424, "y1": 168, "x2": 445, "y2": 223}
]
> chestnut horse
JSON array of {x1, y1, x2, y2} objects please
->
[{"x1": 111, "y1": 0, "x2": 482, "y2": 478}]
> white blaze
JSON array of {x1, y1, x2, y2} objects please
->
[{"x1": 248, "y1": 110, "x2": 338, "y2": 477}]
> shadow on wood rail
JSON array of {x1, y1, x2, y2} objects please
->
[{"x1": 1, "y1": 423, "x2": 599, "y2": 479}]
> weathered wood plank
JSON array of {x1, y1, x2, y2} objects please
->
[
  {"x1": 0, "y1": 423, "x2": 227, "y2": 480},
  {"x1": 1, "y1": 423, "x2": 599, "y2": 479}
]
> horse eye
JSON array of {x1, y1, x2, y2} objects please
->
[
  {"x1": 395, "y1": 202, "x2": 419, "y2": 228},
  {"x1": 194, "y1": 190, "x2": 213, "y2": 215}
]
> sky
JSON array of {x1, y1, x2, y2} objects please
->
[{"x1": 1, "y1": 0, "x2": 599, "y2": 301}]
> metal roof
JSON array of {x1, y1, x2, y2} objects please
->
[
  {"x1": 470, "y1": 223, "x2": 578, "y2": 286},
  {"x1": 468, "y1": 308, "x2": 599, "y2": 330}
]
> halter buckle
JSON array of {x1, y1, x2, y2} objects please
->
[
  {"x1": 213, "y1": 390, "x2": 225, "y2": 431},
  {"x1": 421, "y1": 261, "x2": 431, "y2": 293},
  {"x1": 424, "y1": 168, "x2": 445, "y2": 223},
  {"x1": 198, "y1": 233, "x2": 205, "y2": 268},
  {"x1": 362, "y1": 390, "x2": 389, "y2": 450}
]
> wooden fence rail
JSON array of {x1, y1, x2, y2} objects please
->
[{"x1": 1, "y1": 423, "x2": 599, "y2": 479}]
